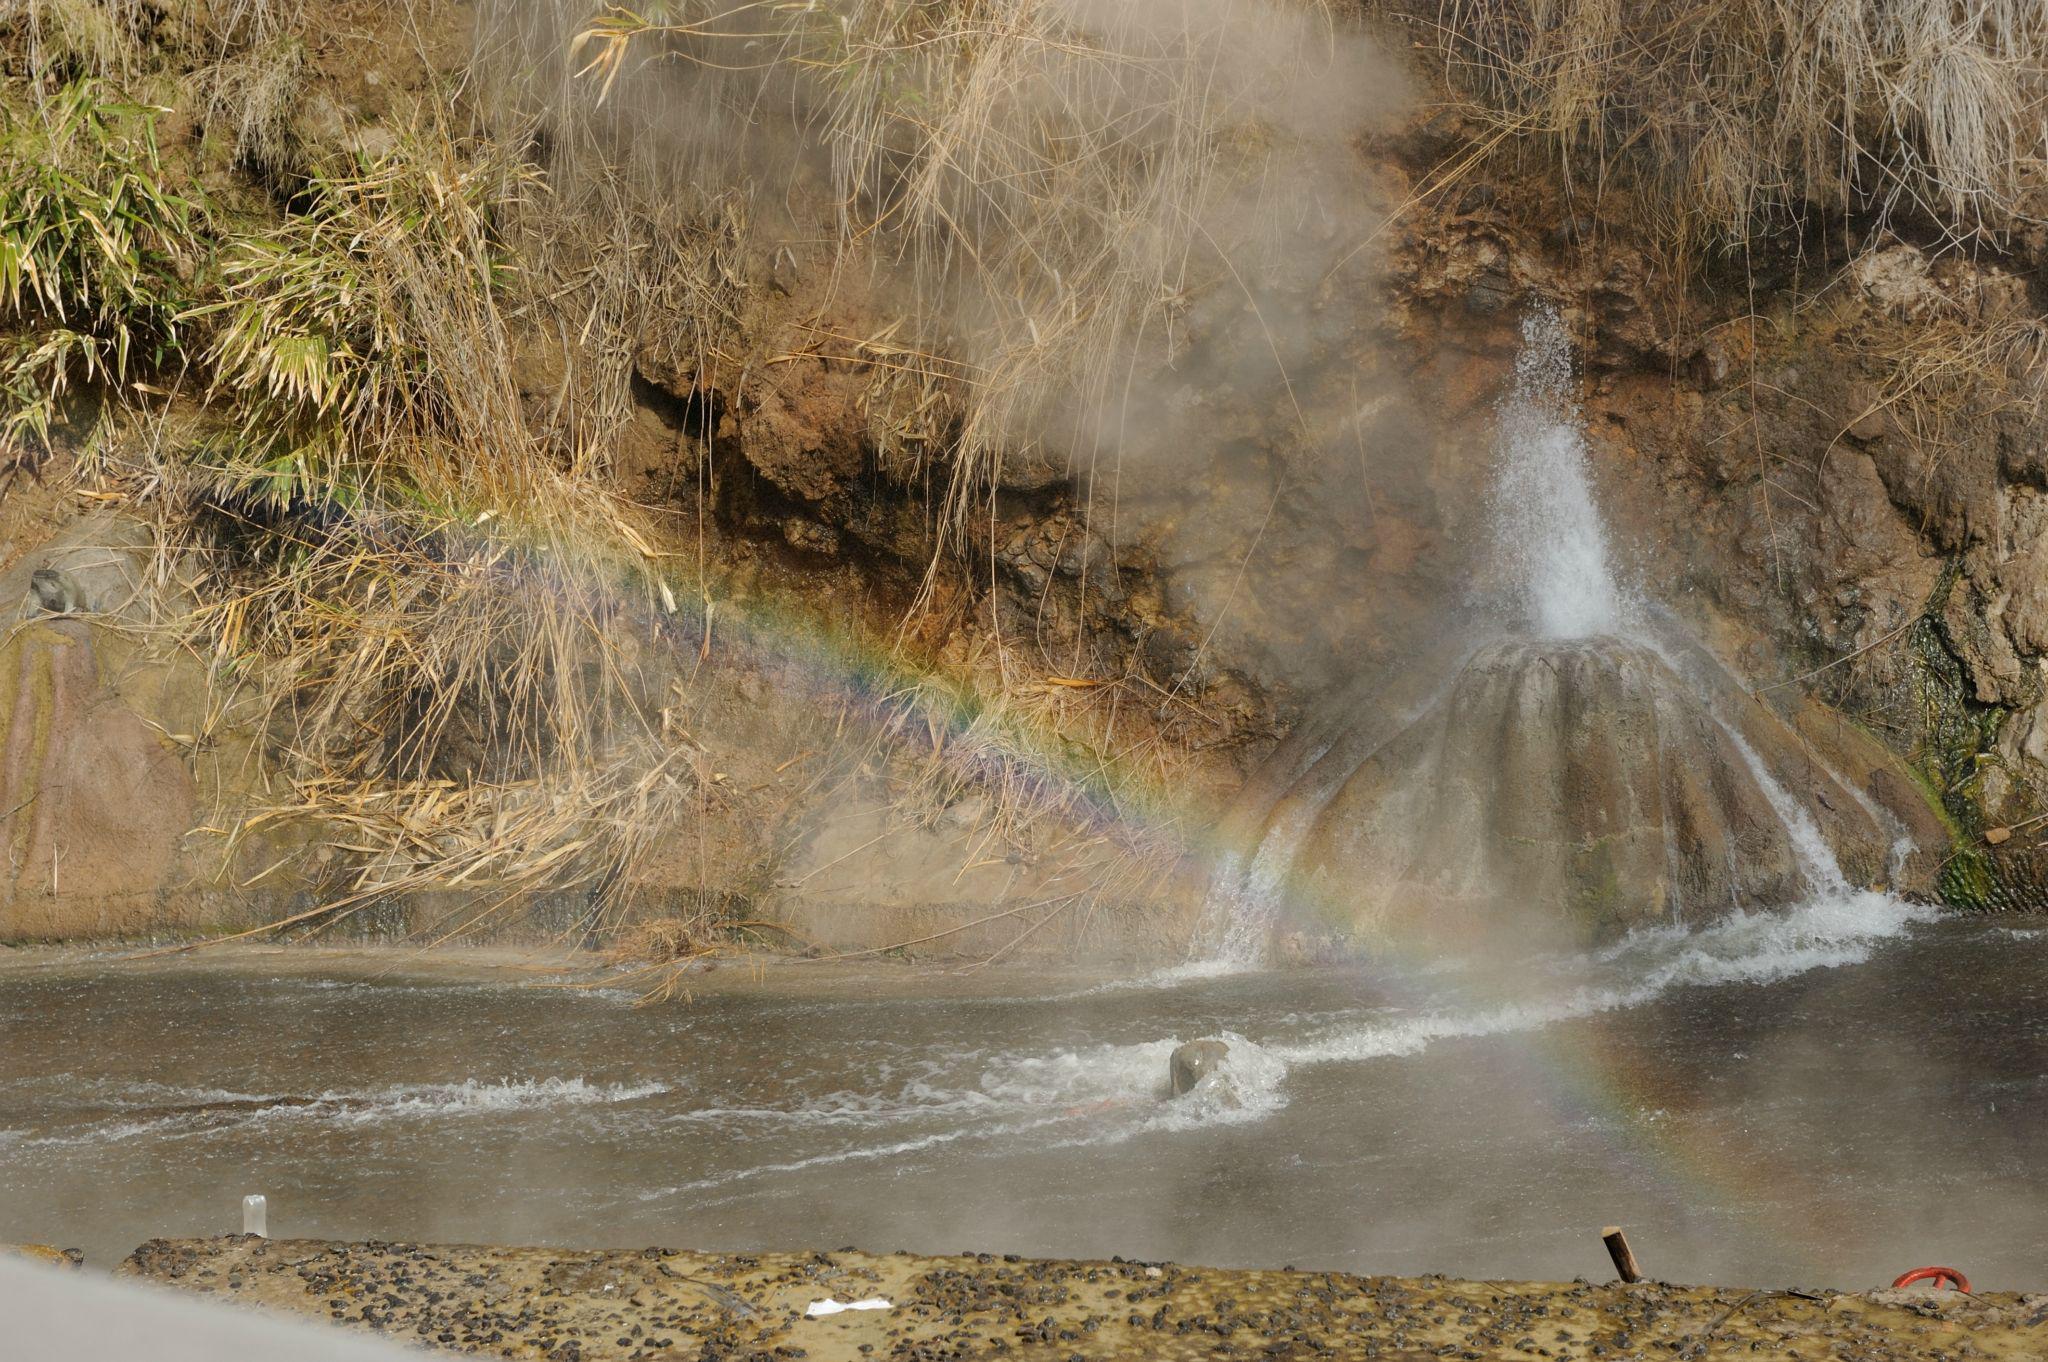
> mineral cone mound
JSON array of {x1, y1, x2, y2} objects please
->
[{"x1": 1218, "y1": 631, "x2": 1901, "y2": 950}]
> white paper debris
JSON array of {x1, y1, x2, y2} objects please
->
[{"x1": 804, "y1": 1298, "x2": 893, "y2": 1318}]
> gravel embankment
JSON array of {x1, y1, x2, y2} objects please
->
[{"x1": 119, "y1": 1237, "x2": 2048, "y2": 1360}]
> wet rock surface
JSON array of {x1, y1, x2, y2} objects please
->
[
  {"x1": 1221, "y1": 631, "x2": 1909, "y2": 948},
  {"x1": 1169, "y1": 1039, "x2": 1230, "y2": 1096},
  {"x1": 123, "y1": 1237, "x2": 2046, "y2": 1361}
]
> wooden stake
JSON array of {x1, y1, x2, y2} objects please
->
[{"x1": 1602, "y1": 1226, "x2": 1643, "y2": 1283}]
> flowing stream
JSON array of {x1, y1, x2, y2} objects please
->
[{"x1": 3, "y1": 913, "x2": 2046, "y2": 1289}]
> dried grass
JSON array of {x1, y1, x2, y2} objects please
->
[
  {"x1": 193, "y1": 34, "x2": 307, "y2": 177},
  {"x1": 183, "y1": 0, "x2": 305, "y2": 56},
  {"x1": 488, "y1": 0, "x2": 1372, "y2": 530},
  {"x1": 2, "y1": 3, "x2": 1230, "y2": 961},
  {"x1": 108, "y1": 116, "x2": 714, "y2": 944},
  {"x1": 5, "y1": 0, "x2": 152, "y2": 79},
  {"x1": 447, "y1": 1, "x2": 1358, "y2": 949},
  {"x1": 1423, "y1": 0, "x2": 2048, "y2": 244}
]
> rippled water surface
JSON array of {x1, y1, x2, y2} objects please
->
[{"x1": 3, "y1": 910, "x2": 2045, "y2": 1289}]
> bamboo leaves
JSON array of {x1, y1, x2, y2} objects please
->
[{"x1": 0, "y1": 80, "x2": 202, "y2": 451}]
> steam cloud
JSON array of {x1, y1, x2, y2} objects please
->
[{"x1": 478, "y1": 0, "x2": 1419, "y2": 680}]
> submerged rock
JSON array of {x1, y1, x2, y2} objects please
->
[{"x1": 1169, "y1": 1038, "x2": 1230, "y2": 1096}]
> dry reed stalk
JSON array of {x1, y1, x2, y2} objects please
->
[
  {"x1": 6, "y1": 2, "x2": 1225, "y2": 965},
  {"x1": 83, "y1": 105, "x2": 723, "y2": 950},
  {"x1": 1423, "y1": 0, "x2": 2048, "y2": 245},
  {"x1": 486, "y1": 0, "x2": 1371, "y2": 539}
]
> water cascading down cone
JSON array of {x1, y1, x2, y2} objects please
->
[{"x1": 1204, "y1": 309, "x2": 1898, "y2": 959}]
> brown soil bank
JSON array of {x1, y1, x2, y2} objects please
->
[{"x1": 123, "y1": 1238, "x2": 2045, "y2": 1361}]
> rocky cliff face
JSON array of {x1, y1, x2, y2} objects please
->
[
  {"x1": 657, "y1": 122, "x2": 2048, "y2": 851},
  {"x1": 3, "y1": 1, "x2": 2044, "y2": 950},
  {"x1": 0, "y1": 620, "x2": 195, "y2": 934},
  {"x1": 612, "y1": 93, "x2": 2048, "y2": 924},
  {"x1": 1291, "y1": 119, "x2": 2048, "y2": 910}
]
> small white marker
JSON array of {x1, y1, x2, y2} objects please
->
[
  {"x1": 242, "y1": 1194, "x2": 267, "y2": 1237},
  {"x1": 804, "y1": 1297, "x2": 891, "y2": 1317}
]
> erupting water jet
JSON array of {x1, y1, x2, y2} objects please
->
[
  {"x1": 1486, "y1": 308, "x2": 1631, "y2": 641},
  {"x1": 1203, "y1": 308, "x2": 1916, "y2": 961}
]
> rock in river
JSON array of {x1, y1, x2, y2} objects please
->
[{"x1": 1169, "y1": 1038, "x2": 1230, "y2": 1096}]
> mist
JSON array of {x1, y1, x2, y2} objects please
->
[{"x1": 475, "y1": 0, "x2": 1426, "y2": 684}]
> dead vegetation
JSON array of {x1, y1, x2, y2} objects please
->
[
  {"x1": 1417, "y1": 0, "x2": 2048, "y2": 247},
  {"x1": 135, "y1": 120, "x2": 710, "y2": 945},
  {"x1": 457, "y1": 0, "x2": 1338, "y2": 957},
  {"x1": 192, "y1": 33, "x2": 306, "y2": 176},
  {"x1": 499, "y1": 0, "x2": 1392, "y2": 531},
  {"x1": 0, "y1": 14, "x2": 724, "y2": 949},
  {"x1": 0, "y1": 12, "x2": 1210, "y2": 965}
]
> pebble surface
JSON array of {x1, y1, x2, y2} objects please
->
[{"x1": 121, "y1": 1238, "x2": 2048, "y2": 1361}]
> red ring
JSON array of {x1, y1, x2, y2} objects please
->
[{"x1": 1891, "y1": 1267, "x2": 1971, "y2": 1293}]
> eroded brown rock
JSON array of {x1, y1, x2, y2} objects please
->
[{"x1": 0, "y1": 621, "x2": 196, "y2": 937}]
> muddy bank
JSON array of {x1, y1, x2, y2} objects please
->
[
  {"x1": 0, "y1": 940, "x2": 1137, "y2": 998},
  {"x1": 121, "y1": 1237, "x2": 2047, "y2": 1361}
]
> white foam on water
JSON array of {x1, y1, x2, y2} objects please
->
[
  {"x1": 290, "y1": 978, "x2": 643, "y2": 1004},
  {"x1": 638, "y1": 1107, "x2": 1089, "y2": 1198},
  {"x1": 0, "y1": 1076, "x2": 279, "y2": 1107},
  {"x1": 13, "y1": 1118, "x2": 187, "y2": 1150},
  {"x1": 1022, "y1": 893, "x2": 1933, "y2": 1150},
  {"x1": 9, "y1": 1076, "x2": 671, "y2": 1149},
  {"x1": 658, "y1": 1085, "x2": 1007, "y2": 1130},
  {"x1": 975, "y1": 1029, "x2": 1285, "y2": 1128},
  {"x1": 638, "y1": 1031, "x2": 1292, "y2": 1199},
  {"x1": 1270, "y1": 892, "x2": 1933, "y2": 1070},
  {"x1": 1068, "y1": 954, "x2": 1256, "y2": 996},
  {"x1": 1115, "y1": 1032, "x2": 1290, "y2": 1136},
  {"x1": 636, "y1": 1033, "x2": 1294, "y2": 1185},
  {"x1": 643, "y1": 891, "x2": 1929, "y2": 1191},
  {"x1": 318, "y1": 1077, "x2": 671, "y2": 1122}
]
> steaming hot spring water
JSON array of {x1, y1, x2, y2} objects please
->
[{"x1": 5, "y1": 313, "x2": 2045, "y2": 1290}]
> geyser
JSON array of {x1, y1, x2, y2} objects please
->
[
  {"x1": 1488, "y1": 307, "x2": 1630, "y2": 640},
  {"x1": 1204, "y1": 308, "x2": 1904, "y2": 959}
]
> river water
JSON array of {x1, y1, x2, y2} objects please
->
[{"x1": 3, "y1": 905, "x2": 2045, "y2": 1290}]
